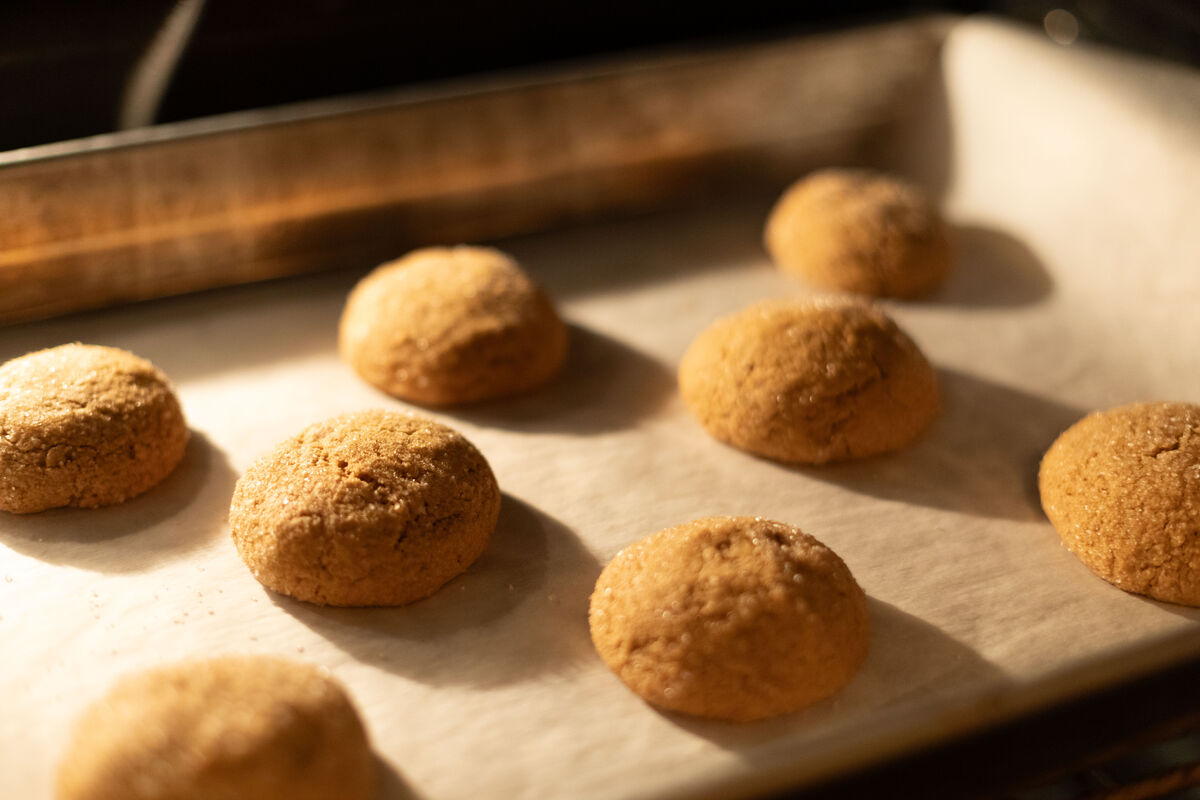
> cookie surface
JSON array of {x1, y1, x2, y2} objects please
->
[
  {"x1": 56, "y1": 656, "x2": 374, "y2": 800},
  {"x1": 0, "y1": 343, "x2": 188, "y2": 514},
  {"x1": 339, "y1": 245, "x2": 568, "y2": 405},
  {"x1": 230, "y1": 409, "x2": 501, "y2": 606},
  {"x1": 1039, "y1": 402, "x2": 1200, "y2": 606},
  {"x1": 589, "y1": 516, "x2": 869, "y2": 722},
  {"x1": 678, "y1": 299, "x2": 939, "y2": 464},
  {"x1": 765, "y1": 169, "x2": 951, "y2": 299}
]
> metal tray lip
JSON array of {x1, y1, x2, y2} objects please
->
[{"x1": 0, "y1": 14, "x2": 952, "y2": 170}]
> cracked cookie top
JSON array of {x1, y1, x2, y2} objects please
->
[
  {"x1": 588, "y1": 515, "x2": 869, "y2": 721},
  {"x1": 0, "y1": 343, "x2": 188, "y2": 513},
  {"x1": 229, "y1": 409, "x2": 501, "y2": 606},
  {"x1": 764, "y1": 168, "x2": 952, "y2": 299},
  {"x1": 1039, "y1": 401, "x2": 1200, "y2": 606},
  {"x1": 678, "y1": 298, "x2": 940, "y2": 464},
  {"x1": 338, "y1": 245, "x2": 568, "y2": 406}
]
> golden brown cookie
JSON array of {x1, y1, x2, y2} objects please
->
[
  {"x1": 589, "y1": 516, "x2": 869, "y2": 722},
  {"x1": 0, "y1": 343, "x2": 188, "y2": 514},
  {"x1": 338, "y1": 246, "x2": 568, "y2": 405},
  {"x1": 1039, "y1": 402, "x2": 1200, "y2": 606},
  {"x1": 764, "y1": 169, "x2": 951, "y2": 299},
  {"x1": 56, "y1": 656, "x2": 374, "y2": 800},
  {"x1": 678, "y1": 299, "x2": 939, "y2": 464},
  {"x1": 230, "y1": 409, "x2": 501, "y2": 606}
]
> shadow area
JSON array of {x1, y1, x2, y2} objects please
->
[
  {"x1": 797, "y1": 368, "x2": 1083, "y2": 521},
  {"x1": 869, "y1": 52, "x2": 954, "y2": 204},
  {"x1": 665, "y1": 599, "x2": 1006, "y2": 753},
  {"x1": 375, "y1": 756, "x2": 419, "y2": 800},
  {"x1": 274, "y1": 494, "x2": 601, "y2": 689},
  {"x1": 934, "y1": 225, "x2": 1053, "y2": 308},
  {"x1": 448, "y1": 324, "x2": 674, "y2": 435},
  {"x1": 0, "y1": 431, "x2": 235, "y2": 572},
  {"x1": 1131, "y1": 592, "x2": 1200, "y2": 622}
]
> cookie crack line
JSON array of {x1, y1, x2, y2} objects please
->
[{"x1": 1149, "y1": 439, "x2": 1184, "y2": 458}]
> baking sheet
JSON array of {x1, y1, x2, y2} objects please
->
[{"x1": 2, "y1": 17, "x2": 1200, "y2": 800}]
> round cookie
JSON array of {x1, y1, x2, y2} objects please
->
[
  {"x1": 230, "y1": 409, "x2": 501, "y2": 606},
  {"x1": 0, "y1": 343, "x2": 188, "y2": 514},
  {"x1": 338, "y1": 245, "x2": 568, "y2": 405},
  {"x1": 589, "y1": 516, "x2": 869, "y2": 722},
  {"x1": 56, "y1": 656, "x2": 374, "y2": 800},
  {"x1": 764, "y1": 168, "x2": 951, "y2": 299},
  {"x1": 1039, "y1": 401, "x2": 1200, "y2": 606},
  {"x1": 678, "y1": 298, "x2": 939, "y2": 464}
]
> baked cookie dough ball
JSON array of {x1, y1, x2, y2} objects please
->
[
  {"x1": 230, "y1": 409, "x2": 501, "y2": 606},
  {"x1": 339, "y1": 246, "x2": 568, "y2": 405},
  {"x1": 1039, "y1": 402, "x2": 1200, "y2": 606},
  {"x1": 765, "y1": 169, "x2": 951, "y2": 299},
  {"x1": 0, "y1": 343, "x2": 188, "y2": 513},
  {"x1": 678, "y1": 299, "x2": 939, "y2": 464},
  {"x1": 56, "y1": 656, "x2": 374, "y2": 800},
  {"x1": 589, "y1": 516, "x2": 869, "y2": 722}
]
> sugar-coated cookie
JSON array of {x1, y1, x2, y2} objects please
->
[
  {"x1": 678, "y1": 299, "x2": 939, "y2": 464},
  {"x1": 1039, "y1": 401, "x2": 1200, "y2": 606},
  {"x1": 339, "y1": 246, "x2": 568, "y2": 405},
  {"x1": 589, "y1": 516, "x2": 869, "y2": 722},
  {"x1": 56, "y1": 656, "x2": 374, "y2": 800},
  {"x1": 765, "y1": 169, "x2": 951, "y2": 299},
  {"x1": 230, "y1": 409, "x2": 500, "y2": 606},
  {"x1": 0, "y1": 343, "x2": 188, "y2": 513}
]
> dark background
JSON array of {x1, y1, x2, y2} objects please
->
[{"x1": 1, "y1": 0, "x2": 1197, "y2": 153}]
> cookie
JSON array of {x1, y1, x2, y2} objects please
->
[
  {"x1": 1039, "y1": 401, "x2": 1200, "y2": 606},
  {"x1": 338, "y1": 246, "x2": 568, "y2": 405},
  {"x1": 0, "y1": 343, "x2": 188, "y2": 514},
  {"x1": 56, "y1": 656, "x2": 374, "y2": 800},
  {"x1": 678, "y1": 299, "x2": 939, "y2": 464},
  {"x1": 589, "y1": 516, "x2": 869, "y2": 722},
  {"x1": 764, "y1": 169, "x2": 951, "y2": 299},
  {"x1": 230, "y1": 409, "x2": 501, "y2": 606}
]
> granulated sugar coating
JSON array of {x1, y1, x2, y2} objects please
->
[
  {"x1": 1039, "y1": 401, "x2": 1200, "y2": 606},
  {"x1": 588, "y1": 516, "x2": 870, "y2": 722},
  {"x1": 338, "y1": 245, "x2": 568, "y2": 406},
  {"x1": 764, "y1": 168, "x2": 951, "y2": 299},
  {"x1": 0, "y1": 343, "x2": 188, "y2": 513},
  {"x1": 230, "y1": 409, "x2": 501, "y2": 607},
  {"x1": 678, "y1": 298, "x2": 940, "y2": 464},
  {"x1": 56, "y1": 656, "x2": 374, "y2": 800}
]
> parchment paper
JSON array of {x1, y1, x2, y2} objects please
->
[{"x1": 2, "y1": 17, "x2": 1199, "y2": 800}]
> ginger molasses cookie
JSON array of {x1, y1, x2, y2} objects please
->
[
  {"x1": 1039, "y1": 401, "x2": 1200, "y2": 606},
  {"x1": 765, "y1": 169, "x2": 951, "y2": 299},
  {"x1": 56, "y1": 656, "x2": 374, "y2": 800},
  {"x1": 678, "y1": 299, "x2": 939, "y2": 464},
  {"x1": 230, "y1": 409, "x2": 501, "y2": 606},
  {"x1": 0, "y1": 343, "x2": 188, "y2": 514},
  {"x1": 589, "y1": 516, "x2": 869, "y2": 722},
  {"x1": 339, "y1": 246, "x2": 568, "y2": 405}
]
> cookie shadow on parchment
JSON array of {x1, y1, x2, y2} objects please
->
[
  {"x1": 272, "y1": 494, "x2": 601, "y2": 689},
  {"x1": 1129, "y1": 593, "x2": 1200, "y2": 622},
  {"x1": 445, "y1": 324, "x2": 675, "y2": 435},
  {"x1": 795, "y1": 368, "x2": 1084, "y2": 521},
  {"x1": 0, "y1": 431, "x2": 235, "y2": 572},
  {"x1": 932, "y1": 225, "x2": 1053, "y2": 308},
  {"x1": 663, "y1": 599, "x2": 1007, "y2": 755},
  {"x1": 376, "y1": 756, "x2": 419, "y2": 800}
]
